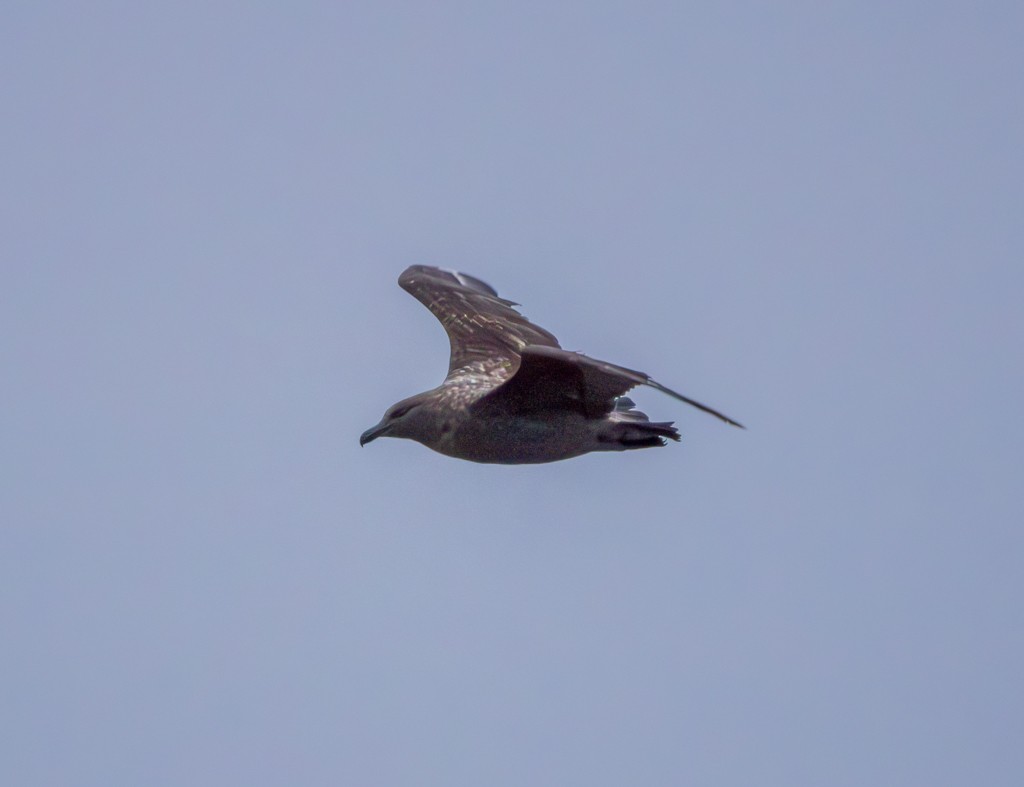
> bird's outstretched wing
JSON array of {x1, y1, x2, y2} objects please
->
[
  {"x1": 473, "y1": 345, "x2": 744, "y2": 427},
  {"x1": 399, "y1": 265, "x2": 561, "y2": 377}
]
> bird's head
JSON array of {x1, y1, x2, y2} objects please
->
[{"x1": 359, "y1": 392, "x2": 439, "y2": 447}]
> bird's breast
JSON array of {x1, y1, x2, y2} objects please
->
[{"x1": 432, "y1": 411, "x2": 598, "y2": 465}]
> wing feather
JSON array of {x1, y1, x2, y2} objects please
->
[
  {"x1": 398, "y1": 265, "x2": 560, "y2": 377},
  {"x1": 474, "y1": 345, "x2": 744, "y2": 427}
]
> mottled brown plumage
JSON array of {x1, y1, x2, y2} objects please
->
[{"x1": 360, "y1": 266, "x2": 742, "y2": 464}]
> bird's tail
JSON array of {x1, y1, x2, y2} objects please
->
[{"x1": 600, "y1": 397, "x2": 681, "y2": 449}]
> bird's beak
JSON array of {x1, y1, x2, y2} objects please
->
[{"x1": 359, "y1": 421, "x2": 390, "y2": 446}]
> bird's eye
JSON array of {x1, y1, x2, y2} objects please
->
[{"x1": 390, "y1": 406, "x2": 411, "y2": 419}]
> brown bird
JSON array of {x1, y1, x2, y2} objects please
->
[{"x1": 360, "y1": 266, "x2": 742, "y2": 464}]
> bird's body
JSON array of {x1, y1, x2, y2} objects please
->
[
  {"x1": 360, "y1": 266, "x2": 741, "y2": 464},
  {"x1": 399, "y1": 391, "x2": 663, "y2": 464}
]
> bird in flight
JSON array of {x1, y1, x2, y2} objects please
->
[{"x1": 360, "y1": 266, "x2": 742, "y2": 464}]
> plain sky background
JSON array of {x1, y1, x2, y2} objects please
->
[{"x1": 3, "y1": 2, "x2": 1023, "y2": 785}]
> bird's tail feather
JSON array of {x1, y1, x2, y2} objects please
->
[
  {"x1": 612, "y1": 421, "x2": 680, "y2": 448},
  {"x1": 603, "y1": 400, "x2": 680, "y2": 449}
]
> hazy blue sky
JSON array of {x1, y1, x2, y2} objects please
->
[{"x1": 3, "y1": 2, "x2": 1022, "y2": 785}]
